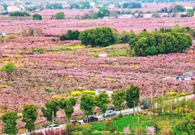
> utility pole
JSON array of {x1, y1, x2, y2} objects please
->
[{"x1": 52, "y1": 111, "x2": 54, "y2": 128}]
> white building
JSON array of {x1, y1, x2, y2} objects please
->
[
  {"x1": 7, "y1": 5, "x2": 25, "y2": 13},
  {"x1": 0, "y1": 4, "x2": 4, "y2": 11},
  {"x1": 108, "y1": 4, "x2": 115, "y2": 9}
]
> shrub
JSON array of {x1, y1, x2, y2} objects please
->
[
  {"x1": 33, "y1": 48, "x2": 44, "y2": 54},
  {"x1": 10, "y1": 11, "x2": 30, "y2": 17},
  {"x1": 106, "y1": 121, "x2": 113, "y2": 126},
  {"x1": 83, "y1": 90, "x2": 95, "y2": 95},
  {"x1": 2, "y1": 35, "x2": 17, "y2": 42},
  {"x1": 71, "y1": 91, "x2": 82, "y2": 96},
  {"x1": 0, "y1": 85, "x2": 8, "y2": 88},
  {"x1": 66, "y1": 124, "x2": 76, "y2": 135},
  {"x1": 33, "y1": 14, "x2": 42, "y2": 20},
  {"x1": 79, "y1": 27, "x2": 115, "y2": 47},
  {"x1": 109, "y1": 127, "x2": 115, "y2": 133},
  {"x1": 97, "y1": 8, "x2": 110, "y2": 18},
  {"x1": 166, "y1": 92, "x2": 177, "y2": 96},
  {"x1": 180, "y1": 92, "x2": 186, "y2": 96},
  {"x1": 77, "y1": 124, "x2": 92, "y2": 134},
  {"x1": 60, "y1": 30, "x2": 80, "y2": 40},
  {"x1": 54, "y1": 12, "x2": 65, "y2": 19},
  {"x1": 45, "y1": 88, "x2": 52, "y2": 93},
  {"x1": 118, "y1": 113, "x2": 123, "y2": 118}
]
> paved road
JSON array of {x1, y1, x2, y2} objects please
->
[
  {"x1": 21, "y1": 107, "x2": 141, "y2": 134},
  {"x1": 21, "y1": 94, "x2": 194, "y2": 134}
]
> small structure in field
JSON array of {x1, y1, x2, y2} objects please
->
[
  {"x1": 99, "y1": 53, "x2": 107, "y2": 57},
  {"x1": 95, "y1": 89, "x2": 113, "y2": 97}
]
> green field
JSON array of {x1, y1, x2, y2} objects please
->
[{"x1": 91, "y1": 114, "x2": 156, "y2": 132}]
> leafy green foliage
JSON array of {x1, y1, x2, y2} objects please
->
[
  {"x1": 129, "y1": 29, "x2": 192, "y2": 56},
  {"x1": 0, "y1": 63, "x2": 16, "y2": 75},
  {"x1": 111, "y1": 90, "x2": 126, "y2": 113},
  {"x1": 80, "y1": 94, "x2": 95, "y2": 117},
  {"x1": 122, "y1": 2, "x2": 141, "y2": 9},
  {"x1": 46, "y1": 3, "x2": 63, "y2": 9},
  {"x1": 95, "y1": 93, "x2": 110, "y2": 114},
  {"x1": 33, "y1": 14, "x2": 42, "y2": 20},
  {"x1": 59, "y1": 98, "x2": 76, "y2": 121},
  {"x1": 41, "y1": 101, "x2": 59, "y2": 122},
  {"x1": 27, "y1": 5, "x2": 43, "y2": 11},
  {"x1": 66, "y1": 123, "x2": 76, "y2": 135},
  {"x1": 80, "y1": 1, "x2": 90, "y2": 9},
  {"x1": 74, "y1": 123, "x2": 92, "y2": 134},
  {"x1": 174, "y1": 5, "x2": 185, "y2": 12},
  {"x1": 91, "y1": 114, "x2": 156, "y2": 132},
  {"x1": 60, "y1": 30, "x2": 80, "y2": 41},
  {"x1": 97, "y1": 8, "x2": 110, "y2": 18},
  {"x1": 3, "y1": 4, "x2": 9, "y2": 10},
  {"x1": 0, "y1": 111, "x2": 21, "y2": 135},
  {"x1": 176, "y1": 112, "x2": 195, "y2": 135},
  {"x1": 152, "y1": 13, "x2": 160, "y2": 18},
  {"x1": 79, "y1": 27, "x2": 115, "y2": 47},
  {"x1": 33, "y1": 48, "x2": 44, "y2": 54},
  {"x1": 10, "y1": 11, "x2": 30, "y2": 17},
  {"x1": 54, "y1": 12, "x2": 65, "y2": 19},
  {"x1": 126, "y1": 84, "x2": 140, "y2": 108},
  {"x1": 187, "y1": 9, "x2": 194, "y2": 17},
  {"x1": 22, "y1": 104, "x2": 38, "y2": 132}
]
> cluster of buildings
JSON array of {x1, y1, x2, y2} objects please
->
[{"x1": 165, "y1": 71, "x2": 195, "y2": 81}]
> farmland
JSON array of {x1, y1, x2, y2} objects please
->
[
  {"x1": 0, "y1": 2, "x2": 195, "y2": 133},
  {"x1": 1, "y1": 17, "x2": 195, "y2": 36},
  {"x1": 0, "y1": 35, "x2": 194, "y2": 112}
]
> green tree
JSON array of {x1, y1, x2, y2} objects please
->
[
  {"x1": 112, "y1": 90, "x2": 126, "y2": 114},
  {"x1": 60, "y1": 30, "x2": 80, "y2": 40},
  {"x1": 95, "y1": 93, "x2": 110, "y2": 116},
  {"x1": 22, "y1": 104, "x2": 38, "y2": 132},
  {"x1": 0, "y1": 63, "x2": 16, "y2": 76},
  {"x1": 33, "y1": 14, "x2": 42, "y2": 20},
  {"x1": 46, "y1": 3, "x2": 63, "y2": 9},
  {"x1": 97, "y1": 8, "x2": 110, "y2": 18},
  {"x1": 80, "y1": 94, "x2": 95, "y2": 123},
  {"x1": 54, "y1": 12, "x2": 65, "y2": 19},
  {"x1": 187, "y1": 9, "x2": 194, "y2": 17},
  {"x1": 174, "y1": 5, "x2": 185, "y2": 12},
  {"x1": 152, "y1": 13, "x2": 160, "y2": 18},
  {"x1": 79, "y1": 27, "x2": 115, "y2": 47},
  {"x1": 3, "y1": 4, "x2": 9, "y2": 10},
  {"x1": 41, "y1": 101, "x2": 59, "y2": 122},
  {"x1": 120, "y1": 30, "x2": 136, "y2": 43},
  {"x1": 80, "y1": 1, "x2": 90, "y2": 9},
  {"x1": 0, "y1": 111, "x2": 21, "y2": 135},
  {"x1": 126, "y1": 85, "x2": 140, "y2": 116},
  {"x1": 59, "y1": 98, "x2": 76, "y2": 123},
  {"x1": 10, "y1": 11, "x2": 30, "y2": 17},
  {"x1": 176, "y1": 112, "x2": 195, "y2": 135}
]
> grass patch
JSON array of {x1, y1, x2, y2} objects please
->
[
  {"x1": 91, "y1": 114, "x2": 156, "y2": 132},
  {"x1": 107, "y1": 49, "x2": 130, "y2": 57}
]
